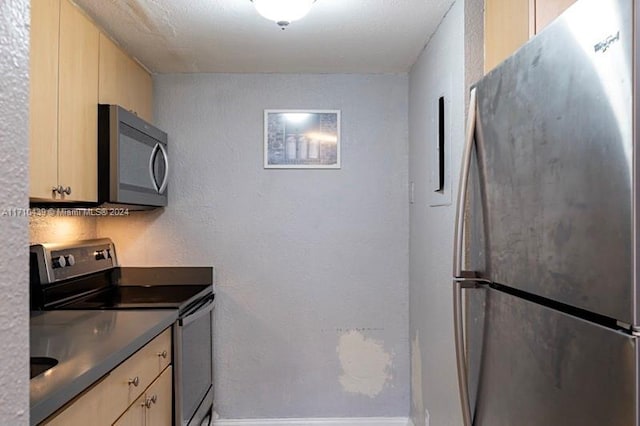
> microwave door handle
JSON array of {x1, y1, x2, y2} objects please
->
[
  {"x1": 148, "y1": 143, "x2": 161, "y2": 192},
  {"x1": 157, "y1": 143, "x2": 169, "y2": 194}
]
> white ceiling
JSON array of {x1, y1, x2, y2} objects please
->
[{"x1": 74, "y1": 0, "x2": 455, "y2": 74}]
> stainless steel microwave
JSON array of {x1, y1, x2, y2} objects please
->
[{"x1": 98, "y1": 105, "x2": 168, "y2": 208}]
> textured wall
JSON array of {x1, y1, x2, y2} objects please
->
[
  {"x1": 408, "y1": 1, "x2": 466, "y2": 425},
  {"x1": 0, "y1": 0, "x2": 30, "y2": 424},
  {"x1": 464, "y1": 0, "x2": 484, "y2": 110},
  {"x1": 98, "y1": 73, "x2": 410, "y2": 418},
  {"x1": 30, "y1": 216, "x2": 97, "y2": 244}
]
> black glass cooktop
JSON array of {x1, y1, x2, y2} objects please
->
[
  {"x1": 31, "y1": 266, "x2": 214, "y2": 311},
  {"x1": 60, "y1": 285, "x2": 211, "y2": 310}
]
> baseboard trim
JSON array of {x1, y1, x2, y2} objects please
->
[{"x1": 214, "y1": 417, "x2": 411, "y2": 426}]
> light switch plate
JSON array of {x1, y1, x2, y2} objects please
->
[{"x1": 409, "y1": 181, "x2": 415, "y2": 204}]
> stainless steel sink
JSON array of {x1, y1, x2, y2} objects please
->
[{"x1": 30, "y1": 357, "x2": 58, "y2": 379}]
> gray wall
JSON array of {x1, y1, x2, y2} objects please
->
[
  {"x1": 98, "y1": 73, "x2": 410, "y2": 419},
  {"x1": 408, "y1": 1, "x2": 466, "y2": 425},
  {"x1": 0, "y1": 0, "x2": 30, "y2": 424}
]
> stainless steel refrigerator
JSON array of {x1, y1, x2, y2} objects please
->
[{"x1": 452, "y1": 0, "x2": 640, "y2": 424}]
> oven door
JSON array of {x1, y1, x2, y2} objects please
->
[{"x1": 175, "y1": 295, "x2": 214, "y2": 426}]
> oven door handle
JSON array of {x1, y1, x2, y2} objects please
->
[{"x1": 180, "y1": 297, "x2": 215, "y2": 326}]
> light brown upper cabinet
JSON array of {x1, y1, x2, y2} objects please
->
[
  {"x1": 484, "y1": 0, "x2": 577, "y2": 73},
  {"x1": 30, "y1": 0, "x2": 99, "y2": 202},
  {"x1": 99, "y1": 34, "x2": 153, "y2": 123},
  {"x1": 535, "y1": 0, "x2": 576, "y2": 33},
  {"x1": 484, "y1": 0, "x2": 532, "y2": 74},
  {"x1": 29, "y1": 0, "x2": 59, "y2": 200}
]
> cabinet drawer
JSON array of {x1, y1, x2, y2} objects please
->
[
  {"x1": 101, "y1": 328, "x2": 172, "y2": 416},
  {"x1": 113, "y1": 366, "x2": 173, "y2": 426}
]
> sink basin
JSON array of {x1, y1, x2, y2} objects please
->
[{"x1": 30, "y1": 357, "x2": 58, "y2": 379}]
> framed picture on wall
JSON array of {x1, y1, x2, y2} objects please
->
[{"x1": 264, "y1": 109, "x2": 341, "y2": 169}]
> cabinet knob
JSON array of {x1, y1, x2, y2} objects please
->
[
  {"x1": 52, "y1": 186, "x2": 72, "y2": 195},
  {"x1": 144, "y1": 394, "x2": 157, "y2": 408},
  {"x1": 157, "y1": 350, "x2": 168, "y2": 359},
  {"x1": 128, "y1": 376, "x2": 139, "y2": 387}
]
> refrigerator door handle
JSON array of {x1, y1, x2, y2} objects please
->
[
  {"x1": 452, "y1": 88, "x2": 478, "y2": 426},
  {"x1": 453, "y1": 88, "x2": 476, "y2": 280},
  {"x1": 453, "y1": 281, "x2": 472, "y2": 426}
]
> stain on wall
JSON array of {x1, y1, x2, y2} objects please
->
[
  {"x1": 0, "y1": 0, "x2": 30, "y2": 424},
  {"x1": 337, "y1": 330, "x2": 393, "y2": 398},
  {"x1": 411, "y1": 332, "x2": 424, "y2": 424}
]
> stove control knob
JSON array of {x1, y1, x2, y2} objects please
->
[
  {"x1": 52, "y1": 256, "x2": 67, "y2": 269},
  {"x1": 106, "y1": 249, "x2": 112, "y2": 259},
  {"x1": 65, "y1": 254, "x2": 75, "y2": 266},
  {"x1": 95, "y1": 250, "x2": 106, "y2": 260}
]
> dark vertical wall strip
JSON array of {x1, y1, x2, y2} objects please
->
[{"x1": 437, "y1": 96, "x2": 446, "y2": 192}]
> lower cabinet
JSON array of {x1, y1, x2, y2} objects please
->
[
  {"x1": 114, "y1": 366, "x2": 172, "y2": 426},
  {"x1": 41, "y1": 328, "x2": 172, "y2": 426}
]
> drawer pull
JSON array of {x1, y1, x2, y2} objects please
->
[
  {"x1": 157, "y1": 350, "x2": 168, "y2": 359},
  {"x1": 144, "y1": 394, "x2": 157, "y2": 408},
  {"x1": 128, "y1": 376, "x2": 140, "y2": 387}
]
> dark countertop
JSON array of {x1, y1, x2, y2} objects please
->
[{"x1": 30, "y1": 310, "x2": 177, "y2": 425}]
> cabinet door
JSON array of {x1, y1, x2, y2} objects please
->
[
  {"x1": 41, "y1": 375, "x2": 109, "y2": 426},
  {"x1": 29, "y1": 0, "x2": 60, "y2": 200},
  {"x1": 485, "y1": 0, "x2": 578, "y2": 73},
  {"x1": 99, "y1": 34, "x2": 153, "y2": 123},
  {"x1": 145, "y1": 366, "x2": 173, "y2": 426},
  {"x1": 58, "y1": 0, "x2": 99, "y2": 202},
  {"x1": 98, "y1": 34, "x2": 128, "y2": 109},
  {"x1": 535, "y1": 0, "x2": 576, "y2": 33},
  {"x1": 128, "y1": 60, "x2": 153, "y2": 123},
  {"x1": 484, "y1": 0, "x2": 532, "y2": 73}
]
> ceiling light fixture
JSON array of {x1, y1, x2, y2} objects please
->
[{"x1": 251, "y1": 0, "x2": 316, "y2": 29}]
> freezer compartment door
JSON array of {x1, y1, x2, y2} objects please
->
[
  {"x1": 472, "y1": 0, "x2": 634, "y2": 323},
  {"x1": 467, "y1": 287, "x2": 637, "y2": 426}
]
